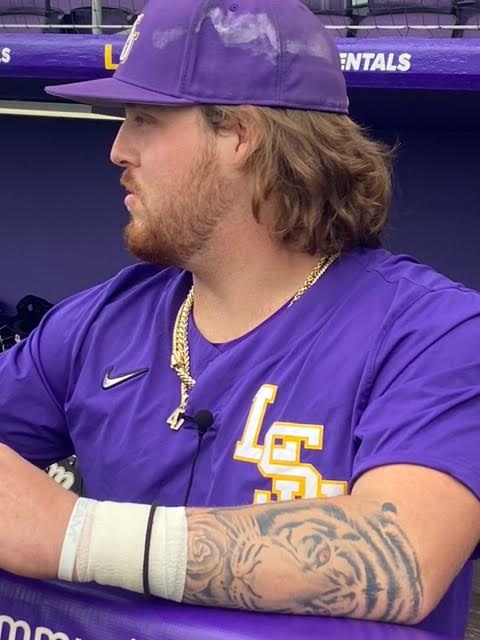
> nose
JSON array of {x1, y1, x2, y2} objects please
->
[{"x1": 110, "y1": 121, "x2": 140, "y2": 168}]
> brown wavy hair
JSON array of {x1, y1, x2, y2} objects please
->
[{"x1": 201, "y1": 105, "x2": 394, "y2": 256}]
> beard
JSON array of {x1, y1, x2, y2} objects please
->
[{"x1": 121, "y1": 140, "x2": 234, "y2": 269}]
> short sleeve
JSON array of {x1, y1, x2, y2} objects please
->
[
  {"x1": 352, "y1": 286, "x2": 480, "y2": 501},
  {"x1": 0, "y1": 282, "x2": 107, "y2": 469}
]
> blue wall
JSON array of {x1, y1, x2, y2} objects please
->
[
  {"x1": 1, "y1": 115, "x2": 134, "y2": 312},
  {"x1": 385, "y1": 129, "x2": 480, "y2": 289},
  {"x1": 1, "y1": 112, "x2": 479, "y2": 312}
]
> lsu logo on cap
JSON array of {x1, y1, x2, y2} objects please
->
[{"x1": 120, "y1": 13, "x2": 144, "y2": 64}]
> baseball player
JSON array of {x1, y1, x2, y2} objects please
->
[{"x1": 0, "y1": 1, "x2": 478, "y2": 637}]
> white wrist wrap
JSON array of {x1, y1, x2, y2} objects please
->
[
  {"x1": 147, "y1": 506, "x2": 188, "y2": 601},
  {"x1": 59, "y1": 499, "x2": 187, "y2": 602},
  {"x1": 58, "y1": 497, "x2": 91, "y2": 582}
]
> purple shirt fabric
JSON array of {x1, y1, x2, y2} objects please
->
[{"x1": 0, "y1": 247, "x2": 479, "y2": 637}]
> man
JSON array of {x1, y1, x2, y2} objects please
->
[{"x1": 0, "y1": 0, "x2": 478, "y2": 637}]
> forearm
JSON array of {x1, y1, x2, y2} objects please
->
[
  {"x1": 62, "y1": 495, "x2": 425, "y2": 624},
  {"x1": 185, "y1": 497, "x2": 424, "y2": 624},
  {"x1": 3, "y1": 446, "x2": 476, "y2": 628}
]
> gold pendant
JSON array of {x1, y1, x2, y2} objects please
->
[{"x1": 167, "y1": 406, "x2": 185, "y2": 431}]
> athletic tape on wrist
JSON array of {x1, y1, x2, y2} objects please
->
[
  {"x1": 58, "y1": 497, "x2": 93, "y2": 582},
  {"x1": 148, "y1": 506, "x2": 188, "y2": 601},
  {"x1": 71, "y1": 500, "x2": 188, "y2": 602}
]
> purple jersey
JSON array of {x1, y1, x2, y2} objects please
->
[{"x1": 1, "y1": 247, "x2": 479, "y2": 637}]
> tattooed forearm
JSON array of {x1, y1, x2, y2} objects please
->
[{"x1": 184, "y1": 499, "x2": 424, "y2": 624}]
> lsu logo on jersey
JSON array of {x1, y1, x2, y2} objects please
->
[
  {"x1": 234, "y1": 384, "x2": 348, "y2": 504},
  {"x1": 120, "y1": 14, "x2": 144, "y2": 64}
]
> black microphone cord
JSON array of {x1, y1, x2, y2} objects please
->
[{"x1": 182, "y1": 410, "x2": 214, "y2": 506}]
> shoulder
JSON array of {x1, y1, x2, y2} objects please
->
[
  {"x1": 344, "y1": 249, "x2": 480, "y2": 381},
  {"x1": 35, "y1": 264, "x2": 187, "y2": 346},
  {"x1": 347, "y1": 246, "x2": 474, "y2": 293},
  {"x1": 76, "y1": 263, "x2": 183, "y2": 305},
  {"x1": 344, "y1": 247, "x2": 480, "y2": 319},
  {"x1": 54, "y1": 263, "x2": 182, "y2": 311},
  {"x1": 332, "y1": 248, "x2": 480, "y2": 381}
]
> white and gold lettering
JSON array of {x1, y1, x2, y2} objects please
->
[
  {"x1": 234, "y1": 384, "x2": 348, "y2": 503},
  {"x1": 234, "y1": 384, "x2": 277, "y2": 462}
]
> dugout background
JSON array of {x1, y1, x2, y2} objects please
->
[{"x1": 1, "y1": 88, "x2": 480, "y2": 311}]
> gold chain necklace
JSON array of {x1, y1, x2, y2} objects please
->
[{"x1": 167, "y1": 254, "x2": 338, "y2": 430}]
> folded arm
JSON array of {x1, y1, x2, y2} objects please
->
[
  {"x1": 0, "y1": 446, "x2": 478, "y2": 626},
  {"x1": 185, "y1": 496, "x2": 422, "y2": 622},
  {"x1": 184, "y1": 464, "x2": 480, "y2": 624}
]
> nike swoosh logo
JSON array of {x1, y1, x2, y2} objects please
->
[{"x1": 102, "y1": 367, "x2": 149, "y2": 390}]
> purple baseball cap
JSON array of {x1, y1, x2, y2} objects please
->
[{"x1": 45, "y1": 0, "x2": 349, "y2": 114}]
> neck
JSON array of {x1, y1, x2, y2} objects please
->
[{"x1": 189, "y1": 236, "x2": 323, "y2": 344}]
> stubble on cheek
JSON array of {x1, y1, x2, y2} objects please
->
[{"x1": 122, "y1": 143, "x2": 233, "y2": 269}]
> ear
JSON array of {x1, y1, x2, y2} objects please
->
[
  {"x1": 211, "y1": 106, "x2": 262, "y2": 172},
  {"x1": 233, "y1": 119, "x2": 248, "y2": 152},
  {"x1": 230, "y1": 115, "x2": 262, "y2": 167}
]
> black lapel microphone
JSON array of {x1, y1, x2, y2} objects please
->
[
  {"x1": 182, "y1": 410, "x2": 215, "y2": 505},
  {"x1": 181, "y1": 410, "x2": 215, "y2": 435}
]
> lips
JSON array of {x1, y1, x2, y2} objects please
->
[{"x1": 120, "y1": 172, "x2": 139, "y2": 197}]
